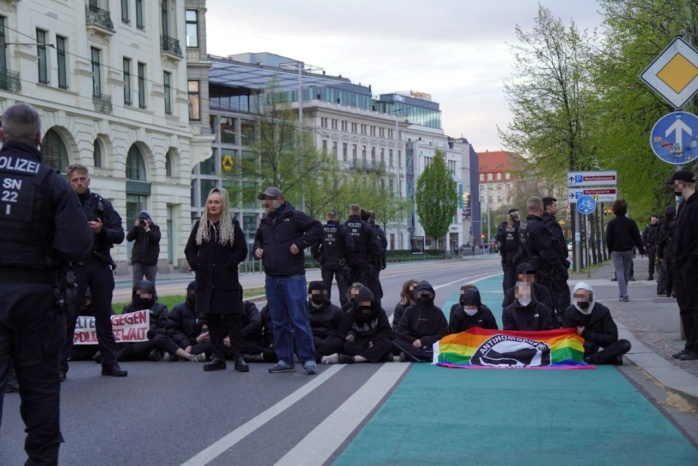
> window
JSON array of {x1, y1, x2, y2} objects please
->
[
  {"x1": 322, "y1": 140, "x2": 328, "y2": 153},
  {"x1": 0, "y1": 17, "x2": 6, "y2": 71},
  {"x1": 487, "y1": 173, "x2": 493, "y2": 181},
  {"x1": 506, "y1": 173, "x2": 511, "y2": 180},
  {"x1": 121, "y1": 0, "x2": 130, "y2": 23},
  {"x1": 352, "y1": 144, "x2": 357, "y2": 163},
  {"x1": 188, "y1": 80, "x2": 200, "y2": 120},
  {"x1": 341, "y1": 121, "x2": 348, "y2": 131},
  {"x1": 56, "y1": 36, "x2": 67, "y2": 89},
  {"x1": 185, "y1": 10, "x2": 198, "y2": 47},
  {"x1": 41, "y1": 129, "x2": 69, "y2": 172},
  {"x1": 479, "y1": 174, "x2": 484, "y2": 181},
  {"x1": 126, "y1": 145, "x2": 147, "y2": 180},
  {"x1": 321, "y1": 117, "x2": 328, "y2": 128},
  {"x1": 342, "y1": 143, "x2": 348, "y2": 161},
  {"x1": 137, "y1": 62, "x2": 146, "y2": 108},
  {"x1": 163, "y1": 71, "x2": 172, "y2": 114},
  {"x1": 371, "y1": 147, "x2": 376, "y2": 164},
  {"x1": 332, "y1": 141, "x2": 337, "y2": 156},
  {"x1": 37, "y1": 29, "x2": 48, "y2": 84},
  {"x1": 389, "y1": 149, "x2": 393, "y2": 167},
  {"x1": 93, "y1": 139, "x2": 102, "y2": 168},
  {"x1": 497, "y1": 173, "x2": 502, "y2": 180},
  {"x1": 161, "y1": 0, "x2": 169, "y2": 36},
  {"x1": 136, "y1": 0, "x2": 144, "y2": 29},
  {"x1": 240, "y1": 120, "x2": 256, "y2": 146},
  {"x1": 165, "y1": 151, "x2": 173, "y2": 177},
  {"x1": 220, "y1": 117, "x2": 237, "y2": 144},
  {"x1": 380, "y1": 148, "x2": 384, "y2": 164},
  {"x1": 123, "y1": 58, "x2": 132, "y2": 105},
  {"x1": 362, "y1": 145, "x2": 367, "y2": 162},
  {"x1": 91, "y1": 47, "x2": 101, "y2": 97}
]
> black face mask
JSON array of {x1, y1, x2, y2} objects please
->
[
  {"x1": 417, "y1": 296, "x2": 433, "y2": 307},
  {"x1": 675, "y1": 190, "x2": 682, "y2": 197},
  {"x1": 311, "y1": 295, "x2": 325, "y2": 305},
  {"x1": 577, "y1": 301, "x2": 590, "y2": 310},
  {"x1": 136, "y1": 295, "x2": 153, "y2": 308},
  {"x1": 186, "y1": 293, "x2": 196, "y2": 308}
]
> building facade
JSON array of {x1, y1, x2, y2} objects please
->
[{"x1": 0, "y1": 0, "x2": 212, "y2": 272}]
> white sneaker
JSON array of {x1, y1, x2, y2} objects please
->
[
  {"x1": 321, "y1": 353, "x2": 339, "y2": 364},
  {"x1": 189, "y1": 353, "x2": 207, "y2": 362},
  {"x1": 161, "y1": 353, "x2": 173, "y2": 362}
]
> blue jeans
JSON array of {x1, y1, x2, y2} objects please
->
[
  {"x1": 611, "y1": 250, "x2": 634, "y2": 297},
  {"x1": 132, "y1": 262, "x2": 157, "y2": 288},
  {"x1": 265, "y1": 275, "x2": 315, "y2": 365}
]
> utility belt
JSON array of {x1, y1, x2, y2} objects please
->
[
  {"x1": 0, "y1": 267, "x2": 54, "y2": 284},
  {"x1": 78, "y1": 250, "x2": 116, "y2": 269}
]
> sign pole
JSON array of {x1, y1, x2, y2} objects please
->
[{"x1": 574, "y1": 207, "x2": 581, "y2": 273}]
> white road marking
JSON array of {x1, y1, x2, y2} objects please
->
[
  {"x1": 181, "y1": 365, "x2": 345, "y2": 466},
  {"x1": 274, "y1": 363, "x2": 412, "y2": 466}
]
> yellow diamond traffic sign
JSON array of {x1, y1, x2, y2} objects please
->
[{"x1": 641, "y1": 37, "x2": 698, "y2": 108}]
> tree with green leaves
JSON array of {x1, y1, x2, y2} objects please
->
[{"x1": 415, "y1": 150, "x2": 458, "y2": 247}]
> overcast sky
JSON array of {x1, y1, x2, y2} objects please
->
[{"x1": 205, "y1": 0, "x2": 603, "y2": 152}]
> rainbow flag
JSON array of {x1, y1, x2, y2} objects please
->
[{"x1": 433, "y1": 327, "x2": 593, "y2": 370}]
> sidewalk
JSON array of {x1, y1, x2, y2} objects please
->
[{"x1": 569, "y1": 256, "x2": 698, "y2": 409}]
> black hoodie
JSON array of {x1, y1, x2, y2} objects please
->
[
  {"x1": 337, "y1": 287, "x2": 392, "y2": 342},
  {"x1": 396, "y1": 281, "x2": 448, "y2": 346},
  {"x1": 502, "y1": 298, "x2": 556, "y2": 331},
  {"x1": 122, "y1": 280, "x2": 168, "y2": 335}
]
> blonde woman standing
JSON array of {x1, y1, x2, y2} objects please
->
[{"x1": 185, "y1": 188, "x2": 248, "y2": 372}]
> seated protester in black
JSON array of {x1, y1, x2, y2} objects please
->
[
  {"x1": 563, "y1": 282, "x2": 631, "y2": 365},
  {"x1": 394, "y1": 281, "x2": 449, "y2": 362},
  {"x1": 70, "y1": 288, "x2": 101, "y2": 362},
  {"x1": 392, "y1": 279, "x2": 418, "y2": 332},
  {"x1": 246, "y1": 305, "x2": 279, "y2": 363},
  {"x1": 306, "y1": 281, "x2": 344, "y2": 363},
  {"x1": 162, "y1": 281, "x2": 211, "y2": 362},
  {"x1": 321, "y1": 287, "x2": 393, "y2": 364},
  {"x1": 449, "y1": 284, "x2": 498, "y2": 334},
  {"x1": 117, "y1": 280, "x2": 173, "y2": 361},
  {"x1": 502, "y1": 262, "x2": 555, "y2": 316},
  {"x1": 502, "y1": 282, "x2": 557, "y2": 331}
]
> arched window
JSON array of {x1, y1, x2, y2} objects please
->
[
  {"x1": 496, "y1": 173, "x2": 502, "y2": 180},
  {"x1": 487, "y1": 173, "x2": 493, "y2": 181},
  {"x1": 126, "y1": 145, "x2": 147, "y2": 180},
  {"x1": 479, "y1": 173, "x2": 484, "y2": 181},
  {"x1": 505, "y1": 172, "x2": 511, "y2": 180},
  {"x1": 40, "y1": 129, "x2": 69, "y2": 173},
  {"x1": 93, "y1": 139, "x2": 103, "y2": 168}
]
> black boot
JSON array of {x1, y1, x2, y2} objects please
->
[
  {"x1": 648, "y1": 274, "x2": 654, "y2": 280},
  {"x1": 204, "y1": 357, "x2": 226, "y2": 371},
  {"x1": 234, "y1": 356, "x2": 249, "y2": 372}
]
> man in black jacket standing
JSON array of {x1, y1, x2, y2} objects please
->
[
  {"x1": 254, "y1": 187, "x2": 323, "y2": 374},
  {"x1": 605, "y1": 199, "x2": 645, "y2": 302},
  {"x1": 311, "y1": 210, "x2": 354, "y2": 306},
  {"x1": 496, "y1": 208, "x2": 520, "y2": 294},
  {"x1": 127, "y1": 209, "x2": 161, "y2": 288},
  {"x1": 62, "y1": 163, "x2": 127, "y2": 378},
  {"x1": 542, "y1": 196, "x2": 571, "y2": 321},
  {"x1": 642, "y1": 215, "x2": 659, "y2": 280},
  {"x1": 0, "y1": 103, "x2": 93, "y2": 465},
  {"x1": 668, "y1": 170, "x2": 698, "y2": 361}
]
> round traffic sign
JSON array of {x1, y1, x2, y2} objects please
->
[
  {"x1": 650, "y1": 111, "x2": 698, "y2": 165},
  {"x1": 576, "y1": 195, "x2": 596, "y2": 215}
]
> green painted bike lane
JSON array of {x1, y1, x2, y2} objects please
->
[{"x1": 334, "y1": 275, "x2": 698, "y2": 465}]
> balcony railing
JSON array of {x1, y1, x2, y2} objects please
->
[
  {"x1": 0, "y1": 69, "x2": 21, "y2": 93},
  {"x1": 161, "y1": 35, "x2": 183, "y2": 58},
  {"x1": 86, "y1": 5, "x2": 115, "y2": 33},
  {"x1": 352, "y1": 160, "x2": 386, "y2": 173},
  {"x1": 93, "y1": 94, "x2": 113, "y2": 114}
]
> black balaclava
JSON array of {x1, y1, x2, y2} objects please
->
[
  {"x1": 353, "y1": 287, "x2": 378, "y2": 323},
  {"x1": 133, "y1": 279, "x2": 156, "y2": 309},
  {"x1": 414, "y1": 281, "x2": 435, "y2": 309},
  {"x1": 186, "y1": 280, "x2": 196, "y2": 309},
  {"x1": 307, "y1": 280, "x2": 327, "y2": 311}
]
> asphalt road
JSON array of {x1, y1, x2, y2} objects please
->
[{"x1": 1, "y1": 258, "x2": 502, "y2": 466}]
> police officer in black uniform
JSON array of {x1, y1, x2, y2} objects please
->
[
  {"x1": 518, "y1": 196, "x2": 568, "y2": 324},
  {"x1": 496, "y1": 208, "x2": 520, "y2": 294},
  {"x1": 61, "y1": 163, "x2": 128, "y2": 378},
  {"x1": 344, "y1": 204, "x2": 380, "y2": 298},
  {"x1": 311, "y1": 210, "x2": 354, "y2": 306},
  {"x1": 542, "y1": 196, "x2": 571, "y2": 322},
  {"x1": 366, "y1": 209, "x2": 387, "y2": 303},
  {"x1": 0, "y1": 103, "x2": 93, "y2": 464},
  {"x1": 642, "y1": 215, "x2": 659, "y2": 280}
]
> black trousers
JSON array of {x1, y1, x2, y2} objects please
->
[
  {"x1": 646, "y1": 245, "x2": 656, "y2": 275},
  {"x1": 342, "y1": 336, "x2": 393, "y2": 363},
  {"x1": 586, "y1": 339, "x2": 631, "y2": 364},
  {"x1": 393, "y1": 335, "x2": 434, "y2": 362},
  {"x1": 313, "y1": 335, "x2": 344, "y2": 362},
  {"x1": 502, "y1": 262, "x2": 517, "y2": 295},
  {"x1": 62, "y1": 259, "x2": 118, "y2": 372},
  {"x1": 321, "y1": 260, "x2": 349, "y2": 306},
  {"x1": 0, "y1": 283, "x2": 64, "y2": 465},
  {"x1": 207, "y1": 313, "x2": 242, "y2": 360},
  {"x1": 673, "y1": 262, "x2": 698, "y2": 352}
]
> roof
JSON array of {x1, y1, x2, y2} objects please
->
[{"x1": 476, "y1": 150, "x2": 526, "y2": 174}]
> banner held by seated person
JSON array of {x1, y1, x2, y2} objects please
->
[
  {"x1": 73, "y1": 310, "x2": 150, "y2": 344},
  {"x1": 433, "y1": 327, "x2": 593, "y2": 369}
]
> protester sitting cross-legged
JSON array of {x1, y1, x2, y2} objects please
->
[
  {"x1": 116, "y1": 280, "x2": 171, "y2": 362},
  {"x1": 225, "y1": 300, "x2": 263, "y2": 360},
  {"x1": 502, "y1": 282, "x2": 557, "y2": 331},
  {"x1": 563, "y1": 282, "x2": 631, "y2": 365},
  {"x1": 394, "y1": 280, "x2": 449, "y2": 362},
  {"x1": 449, "y1": 284, "x2": 498, "y2": 334},
  {"x1": 162, "y1": 281, "x2": 211, "y2": 362},
  {"x1": 239, "y1": 303, "x2": 278, "y2": 363},
  {"x1": 306, "y1": 281, "x2": 344, "y2": 362},
  {"x1": 321, "y1": 287, "x2": 394, "y2": 364},
  {"x1": 392, "y1": 279, "x2": 418, "y2": 332}
]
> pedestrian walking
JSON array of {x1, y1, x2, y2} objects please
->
[{"x1": 605, "y1": 199, "x2": 645, "y2": 302}]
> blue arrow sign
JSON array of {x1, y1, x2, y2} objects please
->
[
  {"x1": 576, "y1": 195, "x2": 596, "y2": 215},
  {"x1": 650, "y1": 111, "x2": 698, "y2": 165}
]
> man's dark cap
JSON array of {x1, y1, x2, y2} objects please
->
[
  {"x1": 257, "y1": 186, "x2": 284, "y2": 200},
  {"x1": 516, "y1": 262, "x2": 536, "y2": 275},
  {"x1": 665, "y1": 170, "x2": 696, "y2": 184}
]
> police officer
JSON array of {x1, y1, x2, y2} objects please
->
[
  {"x1": 518, "y1": 196, "x2": 568, "y2": 324},
  {"x1": 61, "y1": 163, "x2": 128, "y2": 378},
  {"x1": 366, "y1": 209, "x2": 387, "y2": 303},
  {"x1": 642, "y1": 215, "x2": 659, "y2": 280},
  {"x1": 496, "y1": 208, "x2": 520, "y2": 294},
  {"x1": 542, "y1": 196, "x2": 571, "y2": 321},
  {"x1": 0, "y1": 103, "x2": 93, "y2": 464},
  {"x1": 311, "y1": 210, "x2": 354, "y2": 306},
  {"x1": 668, "y1": 170, "x2": 698, "y2": 361},
  {"x1": 344, "y1": 204, "x2": 381, "y2": 298}
]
